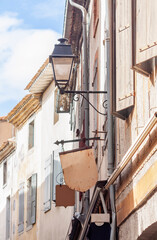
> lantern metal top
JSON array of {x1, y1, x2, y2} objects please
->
[{"x1": 51, "y1": 38, "x2": 74, "y2": 58}]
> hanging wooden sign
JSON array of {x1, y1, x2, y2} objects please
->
[
  {"x1": 56, "y1": 185, "x2": 75, "y2": 207},
  {"x1": 59, "y1": 147, "x2": 98, "y2": 192}
]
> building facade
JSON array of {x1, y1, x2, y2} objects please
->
[
  {"x1": 0, "y1": 0, "x2": 157, "y2": 240},
  {"x1": 63, "y1": 0, "x2": 157, "y2": 239},
  {"x1": 0, "y1": 60, "x2": 74, "y2": 240}
]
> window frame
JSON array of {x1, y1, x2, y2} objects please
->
[
  {"x1": 26, "y1": 173, "x2": 37, "y2": 229},
  {"x1": 3, "y1": 160, "x2": 7, "y2": 186},
  {"x1": 18, "y1": 183, "x2": 24, "y2": 234},
  {"x1": 28, "y1": 120, "x2": 35, "y2": 150}
]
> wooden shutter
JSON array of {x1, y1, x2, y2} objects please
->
[
  {"x1": 93, "y1": 60, "x2": 98, "y2": 131},
  {"x1": 28, "y1": 120, "x2": 34, "y2": 149},
  {"x1": 18, "y1": 184, "x2": 24, "y2": 233},
  {"x1": 52, "y1": 150, "x2": 63, "y2": 201},
  {"x1": 136, "y1": 0, "x2": 157, "y2": 65},
  {"x1": 27, "y1": 179, "x2": 31, "y2": 227},
  {"x1": 31, "y1": 173, "x2": 37, "y2": 224},
  {"x1": 44, "y1": 156, "x2": 52, "y2": 212},
  {"x1": 6, "y1": 196, "x2": 10, "y2": 239},
  {"x1": 116, "y1": 0, "x2": 134, "y2": 115}
]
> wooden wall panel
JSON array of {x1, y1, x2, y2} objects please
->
[{"x1": 116, "y1": 0, "x2": 134, "y2": 113}]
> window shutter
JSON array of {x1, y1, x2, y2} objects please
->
[
  {"x1": 18, "y1": 184, "x2": 24, "y2": 233},
  {"x1": 92, "y1": 59, "x2": 98, "y2": 131},
  {"x1": 6, "y1": 196, "x2": 10, "y2": 239},
  {"x1": 44, "y1": 156, "x2": 52, "y2": 212},
  {"x1": 27, "y1": 180, "x2": 31, "y2": 227},
  {"x1": 31, "y1": 173, "x2": 37, "y2": 224},
  {"x1": 136, "y1": 0, "x2": 157, "y2": 65},
  {"x1": 52, "y1": 150, "x2": 63, "y2": 201},
  {"x1": 28, "y1": 121, "x2": 34, "y2": 149},
  {"x1": 134, "y1": 0, "x2": 157, "y2": 74},
  {"x1": 116, "y1": 0, "x2": 134, "y2": 116}
]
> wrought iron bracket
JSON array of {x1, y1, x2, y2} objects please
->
[{"x1": 60, "y1": 89, "x2": 108, "y2": 116}]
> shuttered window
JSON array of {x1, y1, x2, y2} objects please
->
[
  {"x1": 115, "y1": 0, "x2": 134, "y2": 117},
  {"x1": 44, "y1": 156, "x2": 52, "y2": 212},
  {"x1": 134, "y1": 0, "x2": 157, "y2": 74},
  {"x1": 18, "y1": 184, "x2": 24, "y2": 233},
  {"x1": 28, "y1": 120, "x2": 34, "y2": 150},
  {"x1": 6, "y1": 196, "x2": 10, "y2": 239},
  {"x1": 52, "y1": 150, "x2": 63, "y2": 201},
  {"x1": 27, "y1": 173, "x2": 37, "y2": 227},
  {"x1": 3, "y1": 161, "x2": 7, "y2": 186},
  {"x1": 92, "y1": 60, "x2": 98, "y2": 161},
  {"x1": 31, "y1": 173, "x2": 37, "y2": 224},
  {"x1": 27, "y1": 179, "x2": 31, "y2": 227}
]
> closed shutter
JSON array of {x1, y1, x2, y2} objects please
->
[
  {"x1": 136, "y1": 0, "x2": 157, "y2": 65},
  {"x1": 93, "y1": 60, "x2": 98, "y2": 131},
  {"x1": 6, "y1": 196, "x2": 10, "y2": 239},
  {"x1": 134, "y1": 0, "x2": 157, "y2": 75},
  {"x1": 31, "y1": 173, "x2": 37, "y2": 224},
  {"x1": 27, "y1": 179, "x2": 31, "y2": 227},
  {"x1": 44, "y1": 156, "x2": 52, "y2": 212},
  {"x1": 116, "y1": 0, "x2": 134, "y2": 116},
  {"x1": 18, "y1": 184, "x2": 24, "y2": 233},
  {"x1": 52, "y1": 150, "x2": 63, "y2": 201},
  {"x1": 92, "y1": 60, "x2": 98, "y2": 160}
]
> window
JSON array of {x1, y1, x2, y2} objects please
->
[
  {"x1": 6, "y1": 196, "x2": 10, "y2": 239},
  {"x1": 27, "y1": 174, "x2": 37, "y2": 228},
  {"x1": 111, "y1": 0, "x2": 134, "y2": 118},
  {"x1": 93, "y1": 0, "x2": 99, "y2": 38},
  {"x1": 3, "y1": 161, "x2": 7, "y2": 186},
  {"x1": 133, "y1": 0, "x2": 157, "y2": 75},
  {"x1": 44, "y1": 156, "x2": 52, "y2": 212},
  {"x1": 92, "y1": 59, "x2": 98, "y2": 162},
  {"x1": 52, "y1": 150, "x2": 63, "y2": 201},
  {"x1": 18, "y1": 184, "x2": 24, "y2": 233},
  {"x1": 54, "y1": 89, "x2": 59, "y2": 124},
  {"x1": 92, "y1": 59, "x2": 98, "y2": 132},
  {"x1": 28, "y1": 120, "x2": 34, "y2": 150}
]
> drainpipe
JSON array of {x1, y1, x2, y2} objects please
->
[
  {"x1": 68, "y1": 0, "x2": 89, "y2": 213},
  {"x1": 105, "y1": 0, "x2": 116, "y2": 239}
]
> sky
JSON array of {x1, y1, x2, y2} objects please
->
[{"x1": 0, "y1": 0, "x2": 66, "y2": 116}]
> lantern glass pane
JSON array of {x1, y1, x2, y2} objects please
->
[{"x1": 52, "y1": 57, "x2": 73, "y2": 81}]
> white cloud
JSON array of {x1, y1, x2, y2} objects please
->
[
  {"x1": 0, "y1": 12, "x2": 23, "y2": 32},
  {"x1": 0, "y1": 12, "x2": 60, "y2": 109}
]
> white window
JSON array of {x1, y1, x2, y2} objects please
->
[
  {"x1": 3, "y1": 161, "x2": 7, "y2": 186},
  {"x1": 54, "y1": 89, "x2": 59, "y2": 124},
  {"x1": 18, "y1": 184, "x2": 24, "y2": 233},
  {"x1": 6, "y1": 196, "x2": 10, "y2": 239},
  {"x1": 27, "y1": 174, "x2": 37, "y2": 228},
  {"x1": 52, "y1": 150, "x2": 63, "y2": 201},
  {"x1": 44, "y1": 156, "x2": 52, "y2": 212},
  {"x1": 28, "y1": 120, "x2": 34, "y2": 150}
]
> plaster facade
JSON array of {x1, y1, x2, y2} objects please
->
[{"x1": 0, "y1": 68, "x2": 74, "y2": 240}]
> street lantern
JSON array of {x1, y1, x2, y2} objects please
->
[
  {"x1": 49, "y1": 38, "x2": 75, "y2": 93},
  {"x1": 49, "y1": 38, "x2": 107, "y2": 116}
]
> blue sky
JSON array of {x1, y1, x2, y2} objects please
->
[{"x1": 0, "y1": 0, "x2": 66, "y2": 116}]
